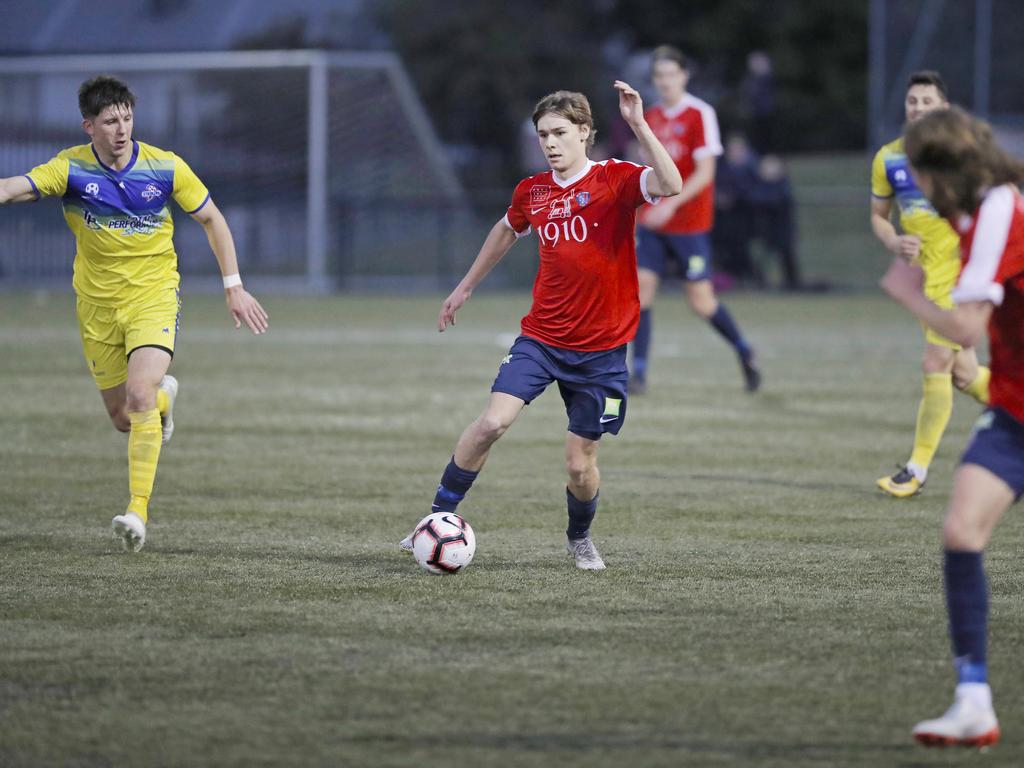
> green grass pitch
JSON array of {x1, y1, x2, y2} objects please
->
[{"x1": 1, "y1": 290, "x2": 1021, "y2": 767}]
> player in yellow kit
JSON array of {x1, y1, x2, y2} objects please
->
[
  {"x1": 0, "y1": 76, "x2": 268, "y2": 550},
  {"x1": 870, "y1": 71, "x2": 989, "y2": 497}
]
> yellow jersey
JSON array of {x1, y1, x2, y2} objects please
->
[
  {"x1": 871, "y1": 137, "x2": 960, "y2": 296},
  {"x1": 25, "y1": 140, "x2": 209, "y2": 306}
]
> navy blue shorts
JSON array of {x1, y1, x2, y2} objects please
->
[
  {"x1": 491, "y1": 335, "x2": 628, "y2": 441},
  {"x1": 961, "y1": 407, "x2": 1024, "y2": 500},
  {"x1": 636, "y1": 228, "x2": 713, "y2": 281}
]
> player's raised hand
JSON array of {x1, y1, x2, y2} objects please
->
[
  {"x1": 615, "y1": 80, "x2": 645, "y2": 127},
  {"x1": 226, "y1": 286, "x2": 269, "y2": 334},
  {"x1": 438, "y1": 285, "x2": 471, "y2": 332}
]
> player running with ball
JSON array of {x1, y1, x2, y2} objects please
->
[
  {"x1": 0, "y1": 76, "x2": 268, "y2": 551},
  {"x1": 402, "y1": 82, "x2": 681, "y2": 569},
  {"x1": 882, "y1": 106, "x2": 1024, "y2": 749}
]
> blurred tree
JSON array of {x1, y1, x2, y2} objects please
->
[
  {"x1": 378, "y1": 0, "x2": 867, "y2": 187},
  {"x1": 377, "y1": 0, "x2": 617, "y2": 187}
]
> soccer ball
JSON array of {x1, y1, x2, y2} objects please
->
[{"x1": 411, "y1": 512, "x2": 476, "y2": 574}]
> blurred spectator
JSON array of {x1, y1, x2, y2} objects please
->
[
  {"x1": 750, "y1": 154, "x2": 803, "y2": 290},
  {"x1": 713, "y1": 133, "x2": 760, "y2": 285},
  {"x1": 740, "y1": 51, "x2": 776, "y2": 153}
]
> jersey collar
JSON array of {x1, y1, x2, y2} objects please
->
[
  {"x1": 551, "y1": 160, "x2": 595, "y2": 189},
  {"x1": 660, "y1": 94, "x2": 694, "y2": 119},
  {"x1": 92, "y1": 140, "x2": 139, "y2": 178}
]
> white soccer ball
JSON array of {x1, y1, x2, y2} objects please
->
[{"x1": 411, "y1": 512, "x2": 476, "y2": 574}]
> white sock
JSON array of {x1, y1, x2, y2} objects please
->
[
  {"x1": 956, "y1": 682, "x2": 993, "y2": 710},
  {"x1": 906, "y1": 462, "x2": 928, "y2": 483}
]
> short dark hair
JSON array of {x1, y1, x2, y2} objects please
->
[
  {"x1": 651, "y1": 45, "x2": 688, "y2": 71},
  {"x1": 906, "y1": 70, "x2": 948, "y2": 100},
  {"x1": 78, "y1": 75, "x2": 136, "y2": 119}
]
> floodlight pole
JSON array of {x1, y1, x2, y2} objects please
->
[{"x1": 307, "y1": 54, "x2": 329, "y2": 292}]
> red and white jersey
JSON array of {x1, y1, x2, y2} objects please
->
[
  {"x1": 952, "y1": 184, "x2": 1024, "y2": 424},
  {"x1": 503, "y1": 159, "x2": 658, "y2": 351},
  {"x1": 638, "y1": 93, "x2": 723, "y2": 234}
]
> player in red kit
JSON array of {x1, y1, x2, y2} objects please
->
[
  {"x1": 400, "y1": 83, "x2": 682, "y2": 569},
  {"x1": 882, "y1": 106, "x2": 1024, "y2": 749},
  {"x1": 630, "y1": 46, "x2": 760, "y2": 393}
]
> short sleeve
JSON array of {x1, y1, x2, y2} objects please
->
[
  {"x1": 690, "y1": 103, "x2": 723, "y2": 160},
  {"x1": 871, "y1": 149, "x2": 892, "y2": 199},
  {"x1": 502, "y1": 180, "x2": 532, "y2": 238},
  {"x1": 952, "y1": 185, "x2": 1015, "y2": 306},
  {"x1": 24, "y1": 155, "x2": 70, "y2": 199},
  {"x1": 605, "y1": 159, "x2": 651, "y2": 208},
  {"x1": 172, "y1": 153, "x2": 210, "y2": 214}
]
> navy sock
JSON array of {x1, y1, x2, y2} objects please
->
[
  {"x1": 632, "y1": 309, "x2": 651, "y2": 379},
  {"x1": 432, "y1": 458, "x2": 479, "y2": 513},
  {"x1": 944, "y1": 549, "x2": 989, "y2": 683},
  {"x1": 708, "y1": 304, "x2": 750, "y2": 357},
  {"x1": 566, "y1": 487, "x2": 599, "y2": 539}
]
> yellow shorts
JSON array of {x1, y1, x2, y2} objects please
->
[
  {"x1": 921, "y1": 280, "x2": 960, "y2": 350},
  {"x1": 76, "y1": 286, "x2": 181, "y2": 390}
]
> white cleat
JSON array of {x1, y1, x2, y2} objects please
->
[
  {"x1": 913, "y1": 684, "x2": 1000, "y2": 748},
  {"x1": 111, "y1": 512, "x2": 147, "y2": 552},
  {"x1": 399, "y1": 532, "x2": 414, "y2": 552},
  {"x1": 566, "y1": 535, "x2": 606, "y2": 570},
  {"x1": 158, "y1": 375, "x2": 178, "y2": 445}
]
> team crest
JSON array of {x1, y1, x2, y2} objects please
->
[
  {"x1": 142, "y1": 184, "x2": 163, "y2": 201},
  {"x1": 575, "y1": 191, "x2": 590, "y2": 207}
]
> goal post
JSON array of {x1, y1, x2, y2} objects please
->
[{"x1": 0, "y1": 50, "x2": 464, "y2": 291}]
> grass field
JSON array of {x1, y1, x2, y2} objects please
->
[{"x1": 1, "y1": 290, "x2": 1022, "y2": 767}]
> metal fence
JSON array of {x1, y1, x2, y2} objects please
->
[{"x1": 0, "y1": 50, "x2": 475, "y2": 291}]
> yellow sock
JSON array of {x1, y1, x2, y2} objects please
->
[
  {"x1": 959, "y1": 366, "x2": 990, "y2": 405},
  {"x1": 908, "y1": 373, "x2": 953, "y2": 469},
  {"x1": 156, "y1": 388, "x2": 170, "y2": 415},
  {"x1": 127, "y1": 408, "x2": 162, "y2": 524}
]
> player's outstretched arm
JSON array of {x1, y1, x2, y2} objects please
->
[
  {"x1": 0, "y1": 176, "x2": 38, "y2": 205},
  {"x1": 191, "y1": 199, "x2": 269, "y2": 335},
  {"x1": 439, "y1": 220, "x2": 518, "y2": 332},
  {"x1": 881, "y1": 257, "x2": 991, "y2": 346},
  {"x1": 614, "y1": 80, "x2": 682, "y2": 198}
]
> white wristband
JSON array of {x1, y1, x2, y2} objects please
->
[{"x1": 222, "y1": 273, "x2": 242, "y2": 289}]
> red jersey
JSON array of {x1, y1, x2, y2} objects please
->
[
  {"x1": 503, "y1": 159, "x2": 657, "y2": 351},
  {"x1": 952, "y1": 185, "x2": 1024, "y2": 424},
  {"x1": 638, "y1": 94, "x2": 722, "y2": 234}
]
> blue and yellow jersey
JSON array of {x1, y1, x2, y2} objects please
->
[
  {"x1": 871, "y1": 137, "x2": 960, "y2": 297},
  {"x1": 25, "y1": 140, "x2": 209, "y2": 306}
]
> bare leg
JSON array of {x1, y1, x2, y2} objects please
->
[{"x1": 453, "y1": 392, "x2": 527, "y2": 472}]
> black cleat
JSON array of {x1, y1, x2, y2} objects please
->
[{"x1": 739, "y1": 350, "x2": 761, "y2": 392}]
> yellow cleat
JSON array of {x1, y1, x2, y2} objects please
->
[{"x1": 877, "y1": 466, "x2": 924, "y2": 498}]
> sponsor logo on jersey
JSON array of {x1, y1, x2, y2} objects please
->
[
  {"x1": 548, "y1": 190, "x2": 574, "y2": 219},
  {"x1": 82, "y1": 210, "x2": 102, "y2": 231},
  {"x1": 110, "y1": 213, "x2": 162, "y2": 236},
  {"x1": 529, "y1": 185, "x2": 551, "y2": 213},
  {"x1": 142, "y1": 184, "x2": 163, "y2": 201}
]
